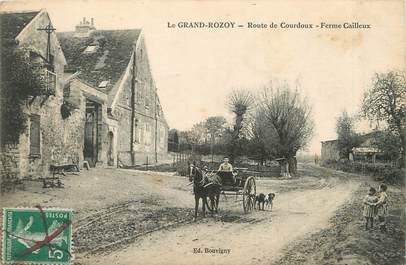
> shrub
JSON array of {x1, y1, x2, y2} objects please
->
[
  {"x1": 60, "y1": 100, "x2": 78, "y2": 119},
  {"x1": 1, "y1": 47, "x2": 48, "y2": 144}
]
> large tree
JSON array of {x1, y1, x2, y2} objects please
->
[
  {"x1": 205, "y1": 116, "x2": 227, "y2": 142},
  {"x1": 373, "y1": 129, "x2": 402, "y2": 163},
  {"x1": 205, "y1": 116, "x2": 227, "y2": 160},
  {"x1": 362, "y1": 71, "x2": 406, "y2": 168},
  {"x1": 181, "y1": 121, "x2": 207, "y2": 153},
  {"x1": 227, "y1": 89, "x2": 254, "y2": 163},
  {"x1": 336, "y1": 111, "x2": 362, "y2": 159},
  {"x1": 258, "y1": 86, "x2": 314, "y2": 176}
]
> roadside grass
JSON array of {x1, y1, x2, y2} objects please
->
[{"x1": 272, "y1": 182, "x2": 405, "y2": 265}]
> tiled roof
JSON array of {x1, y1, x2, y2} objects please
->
[
  {"x1": 0, "y1": 10, "x2": 40, "y2": 41},
  {"x1": 57, "y1": 29, "x2": 141, "y2": 91},
  {"x1": 352, "y1": 147, "x2": 381, "y2": 154}
]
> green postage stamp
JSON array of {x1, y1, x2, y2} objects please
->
[{"x1": 2, "y1": 207, "x2": 73, "y2": 264}]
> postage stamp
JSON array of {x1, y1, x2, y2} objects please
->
[{"x1": 2, "y1": 206, "x2": 73, "y2": 264}]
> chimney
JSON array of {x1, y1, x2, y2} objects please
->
[
  {"x1": 83, "y1": 17, "x2": 86, "y2": 24},
  {"x1": 91, "y1": 18, "x2": 94, "y2": 26}
]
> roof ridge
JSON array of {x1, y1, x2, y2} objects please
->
[
  {"x1": 58, "y1": 28, "x2": 142, "y2": 34},
  {"x1": 0, "y1": 9, "x2": 42, "y2": 14},
  {"x1": 94, "y1": 28, "x2": 142, "y2": 32}
]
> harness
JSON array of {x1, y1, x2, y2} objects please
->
[{"x1": 192, "y1": 167, "x2": 219, "y2": 188}]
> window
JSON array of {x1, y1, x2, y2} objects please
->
[
  {"x1": 83, "y1": 45, "x2": 98, "y2": 54},
  {"x1": 135, "y1": 122, "x2": 141, "y2": 143},
  {"x1": 98, "y1": 81, "x2": 109, "y2": 88},
  {"x1": 142, "y1": 123, "x2": 146, "y2": 144},
  {"x1": 30, "y1": 115, "x2": 41, "y2": 156}
]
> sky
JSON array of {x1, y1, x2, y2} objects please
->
[{"x1": 1, "y1": 0, "x2": 405, "y2": 154}]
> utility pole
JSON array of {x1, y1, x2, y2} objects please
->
[
  {"x1": 154, "y1": 88, "x2": 158, "y2": 163},
  {"x1": 37, "y1": 22, "x2": 56, "y2": 69},
  {"x1": 130, "y1": 50, "x2": 137, "y2": 165},
  {"x1": 211, "y1": 134, "x2": 214, "y2": 164}
]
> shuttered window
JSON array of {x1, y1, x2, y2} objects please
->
[{"x1": 30, "y1": 115, "x2": 41, "y2": 156}]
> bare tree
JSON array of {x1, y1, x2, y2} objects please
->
[
  {"x1": 259, "y1": 85, "x2": 314, "y2": 176},
  {"x1": 362, "y1": 71, "x2": 406, "y2": 168},
  {"x1": 246, "y1": 109, "x2": 276, "y2": 165},
  {"x1": 227, "y1": 89, "x2": 254, "y2": 162},
  {"x1": 205, "y1": 116, "x2": 227, "y2": 161}
]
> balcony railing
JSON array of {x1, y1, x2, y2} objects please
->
[{"x1": 45, "y1": 69, "x2": 56, "y2": 95}]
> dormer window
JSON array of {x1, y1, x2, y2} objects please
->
[
  {"x1": 98, "y1": 80, "x2": 109, "y2": 88},
  {"x1": 83, "y1": 45, "x2": 98, "y2": 54}
]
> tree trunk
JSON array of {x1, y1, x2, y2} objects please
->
[
  {"x1": 285, "y1": 162, "x2": 291, "y2": 178},
  {"x1": 277, "y1": 160, "x2": 284, "y2": 177},
  {"x1": 278, "y1": 159, "x2": 291, "y2": 178},
  {"x1": 400, "y1": 130, "x2": 406, "y2": 169},
  {"x1": 288, "y1": 156, "x2": 297, "y2": 176}
]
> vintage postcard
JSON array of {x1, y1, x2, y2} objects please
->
[{"x1": 0, "y1": 0, "x2": 405, "y2": 264}]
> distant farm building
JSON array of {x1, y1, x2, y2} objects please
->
[
  {"x1": 321, "y1": 132, "x2": 384, "y2": 163},
  {"x1": 320, "y1": 139, "x2": 340, "y2": 162}
]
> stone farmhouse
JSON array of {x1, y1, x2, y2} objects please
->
[
  {"x1": 320, "y1": 132, "x2": 383, "y2": 163},
  {"x1": 0, "y1": 10, "x2": 168, "y2": 178},
  {"x1": 320, "y1": 139, "x2": 340, "y2": 162}
]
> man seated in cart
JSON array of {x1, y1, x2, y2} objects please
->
[{"x1": 217, "y1": 157, "x2": 237, "y2": 185}]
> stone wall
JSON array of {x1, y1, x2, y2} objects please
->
[
  {"x1": 16, "y1": 85, "x2": 86, "y2": 177},
  {"x1": 113, "y1": 35, "x2": 169, "y2": 166},
  {"x1": 0, "y1": 144, "x2": 20, "y2": 178}
]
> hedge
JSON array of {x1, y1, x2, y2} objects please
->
[{"x1": 322, "y1": 160, "x2": 404, "y2": 185}]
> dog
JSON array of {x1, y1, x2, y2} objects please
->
[
  {"x1": 265, "y1": 193, "x2": 276, "y2": 211},
  {"x1": 255, "y1": 193, "x2": 266, "y2": 210}
]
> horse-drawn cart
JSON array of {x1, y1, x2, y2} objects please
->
[
  {"x1": 190, "y1": 165, "x2": 257, "y2": 218},
  {"x1": 216, "y1": 170, "x2": 256, "y2": 213}
]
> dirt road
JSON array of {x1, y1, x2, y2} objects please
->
[
  {"x1": 1, "y1": 166, "x2": 360, "y2": 265},
  {"x1": 77, "y1": 171, "x2": 358, "y2": 265}
]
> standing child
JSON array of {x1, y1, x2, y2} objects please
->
[
  {"x1": 374, "y1": 184, "x2": 389, "y2": 232},
  {"x1": 363, "y1": 187, "x2": 378, "y2": 230}
]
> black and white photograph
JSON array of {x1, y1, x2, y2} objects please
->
[{"x1": 0, "y1": 0, "x2": 405, "y2": 264}]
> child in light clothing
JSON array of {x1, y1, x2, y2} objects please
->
[
  {"x1": 373, "y1": 184, "x2": 389, "y2": 232},
  {"x1": 363, "y1": 187, "x2": 378, "y2": 230}
]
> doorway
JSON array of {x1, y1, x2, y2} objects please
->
[
  {"x1": 107, "y1": 131, "x2": 114, "y2": 166},
  {"x1": 84, "y1": 99, "x2": 101, "y2": 167}
]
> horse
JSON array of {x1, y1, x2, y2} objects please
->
[{"x1": 189, "y1": 164, "x2": 221, "y2": 221}]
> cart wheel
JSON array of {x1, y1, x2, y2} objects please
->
[{"x1": 243, "y1": 176, "x2": 256, "y2": 214}]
